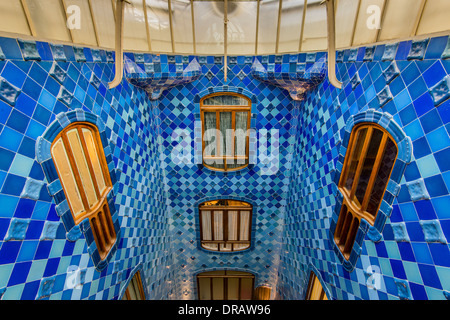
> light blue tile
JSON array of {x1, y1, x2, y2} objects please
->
[
  {"x1": 8, "y1": 154, "x2": 34, "y2": 177},
  {"x1": 416, "y1": 154, "x2": 441, "y2": 178}
]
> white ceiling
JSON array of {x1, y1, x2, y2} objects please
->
[{"x1": 1, "y1": 0, "x2": 449, "y2": 55}]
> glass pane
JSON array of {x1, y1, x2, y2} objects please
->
[
  {"x1": 228, "y1": 211, "x2": 238, "y2": 241},
  {"x1": 201, "y1": 211, "x2": 212, "y2": 240},
  {"x1": 194, "y1": 0, "x2": 224, "y2": 55},
  {"x1": 301, "y1": 0, "x2": 327, "y2": 52},
  {"x1": 132, "y1": 276, "x2": 142, "y2": 300},
  {"x1": 0, "y1": 0, "x2": 31, "y2": 36},
  {"x1": 128, "y1": 283, "x2": 137, "y2": 300},
  {"x1": 278, "y1": 0, "x2": 305, "y2": 53},
  {"x1": 343, "y1": 127, "x2": 368, "y2": 192},
  {"x1": 353, "y1": 129, "x2": 384, "y2": 207},
  {"x1": 234, "y1": 112, "x2": 248, "y2": 157},
  {"x1": 89, "y1": 0, "x2": 116, "y2": 48},
  {"x1": 203, "y1": 112, "x2": 218, "y2": 163},
  {"x1": 172, "y1": 0, "x2": 194, "y2": 53},
  {"x1": 257, "y1": 0, "x2": 279, "y2": 54},
  {"x1": 378, "y1": 0, "x2": 424, "y2": 41},
  {"x1": 220, "y1": 112, "x2": 232, "y2": 157},
  {"x1": 66, "y1": 129, "x2": 98, "y2": 208},
  {"x1": 213, "y1": 210, "x2": 223, "y2": 241},
  {"x1": 198, "y1": 278, "x2": 211, "y2": 300},
  {"x1": 212, "y1": 278, "x2": 224, "y2": 300},
  {"x1": 124, "y1": 0, "x2": 148, "y2": 51},
  {"x1": 416, "y1": 0, "x2": 450, "y2": 36},
  {"x1": 367, "y1": 138, "x2": 397, "y2": 216},
  {"x1": 203, "y1": 95, "x2": 249, "y2": 106},
  {"x1": 51, "y1": 138, "x2": 85, "y2": 217},
  {"x1": 146, "y1": 0, "x2": 172, "y2": 52},
  {"x1": 352, "y1": 0, "x2": 385, "y2": 46},
  {"x1": 227, "y1": 278, "x2": 240, "y2": 300},
  {"x1": 335, "y1": 0, "x2": 360, "y2": 48},
  {"x1": 63, "y1": 0, "x2": 97, "y2": 46},
  {"x1": 26, "y1": 0, "x2": 71, "y2": 42},
  {"x1": 239, "y1": 211, "x2": 250, "y2": 241},
  {"x1": 82, "y1": 128, "x2": 107, "y2": 195},
  {"x1": 227, "y1": 1, "x2": 257, "y2": 55},
  {"x1": 240, "y1": 278, "x2": 253, "y2": 300}
]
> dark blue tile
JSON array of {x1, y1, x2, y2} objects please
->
[
  {"x1": 423, "y1": 61, "x2": 447, "y2": 88},
  {"x1": 420, "y1": 109, "x2": 443, "y2": 134},
  {"x1": 0, "y1": 147, "x2": 15, "y2": 171},
  {"x1": 399, "y1": 104, "x2": 417, "y2": 126},
  {"x1": 409, "y1": 282, "x2": 428, "y2": 300},
  {"x1": 21, "y1": 280, "x2": 40, "y2": 300},
  {"x1": 6, "y1": 109, "x2": 30, "y2": 134},
  {"x1": 7, "y1": 261, "x2": 31, "y2": 286},
  {"x1": 1, "y1": 173, "x2": 26, "y2": 196},
  {"x1": 404, "y1": 161, "x2": 421, "y2": 182},
  {"x1": 424, "y1": 174, "x2": 448, "y2": 197},
  {"x1": 0, "y1": 37, "x2": 22, "y2": 60},
  {"x1": 397, "y1": 242, "x2": 416, "y2": 262},
  {"x1": 413, "y1": 92, "x2": 434, "y2": 118},
  {"x1": 14, "y1": 198, "x2": 36, "y2": 219},
  {"x1": 0, "y1": 241, "x2": 21, "y2": 264},
  {"x1": 418, "y1": 263, "x2": 442, "y2": 289},
  {"x1": 412, "y1": 136, "x2": 431, "y2": 159},
  {"x1": 425, "y1": 36, "x2": 449, "y2": 60},
  {"x1": 390, "y1": 259, "x2": 407, "y2": 279},
  {"x1": 414, "y1": 200, "x2": 437, "y2": 220}
]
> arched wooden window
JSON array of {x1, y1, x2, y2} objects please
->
[
  {"x1": 200, "y1": 93, "x2": 251, "y2": 171},
  {"x1": 51, "y1": 122, "x2": 116, "y2": 260},
  {"x1": 305, "y1": 272, "x2": 328, "y2": 300},
  {"x1": 122, "y1": 271, "x2": 145, "y2": 300},
  {"x1": 335, "y1": 123, "x2": 398, "y2": 260},
  {"x1": 197, "y1": 270, "x2": 255, "y2": 300},
  {"x1": 199, "y1": 200, "x2": 252, "y2": 252}
]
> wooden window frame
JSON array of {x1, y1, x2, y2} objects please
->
[
  {"x1": 123, "y1": 270, "x2": 146, "y2": 300},
  {"x1": 199, "y1": 200, "x2": 253, "y2": 252},
  {"x1": 305, "y1": 272, "x2": 327, "y2": 300},
  {"x1": 51, "y1": 122, "x2": 116, "y2": 260},
  {"x1": 200, "y1": 93, "x2": 252, "y2": 172},
  {"x1": 197, "y1": 270, "x2": 255, "y2": 301},
  {"x1": 335, "y1": 123, "x2": 398, "y2": 260}
]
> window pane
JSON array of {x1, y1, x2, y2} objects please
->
[
  {"x1": 240, "y1": 211, "x2": 250, "y2": 241},
  {"x1": 201, "y1": 210, "x2": 212, "y2": 241},
  {"x1": 235, "y1": 112, "x2": 248, "y2": 157},
  {"x1": 228, "y1": 211, "x2": 238, "y2": 241},
  {"x1": 212, "y1": 278, "x2": 224, "y2": 300},
  {"x1": 301, "y1": 0, "x2": 327, "y2": 51},
  {"x1": 257, "y1": 0, "x2": 279, "y2": 54},
  {"x1": 417, "y1": 0, "x2": 450, "y2": 36},
  {"x1": 240, "y1": 278, "x2": 253, "y2": 300},
  {"x1": 227, "y1": 1, "x2": 257, "y2": 55},
  {"x1": 343, "y1": 127, "x2": 368, "y2": 191},
  {"x1": 146, "y1": 0, "x2": 172, "y2": 52},
  {"x1": 220, "y1": 112, "x2": 232, "y2": 157},
  {"x1": 203, "y1": 112, "x2": 217, "y2": 159},
  {"x1": 278, "y1": 0, "x2": 305, "y2": 53},
  {"x1": 203, "y1": 95, "x2": 249, "y2": 106},
  {"x1": 66, "y1": 129, "x2": 98, "y2": 208},
  {"x1": 199, "y1": 278, "x2": 211, "y2": 300},
  {"x1": 227, "y1": 278, "x2": 240, "y2": 300},
  {"x1": 213, "y1": 211, "x2": 223, "y2": 241},
  {"x1": 25, "y1": 0, "x2": 71, "y2": 42},
  {"x1": 0, "y1": 0, "x2": 31, "y2": 36},
  {"x1": 353, "y1": 128, "x2": 384, "y2": 207},
  {"x1": 63, "y1": 0, "x2": 98, "y2": 46},
  {"x1": 82, "y1": 128, "x2": 107, "y2": 195},
  {"x1": 366, "y1": 138, "x2": 397, "y2": 216},
  {"x1": 51, "y1": 138, "x2": 85, "y2": 217},
  {"x1": 172, "y1": 0, "x2": 194, "y2": 53},
  {"x1": 194, "y1": 0, "x2": 223, "y2": 55}
]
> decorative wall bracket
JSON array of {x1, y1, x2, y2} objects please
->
[
  {"x1": 251, "y1": 57, "x2": 326, "y2": 101},
  {"x1": 125, "y1": 57, "x2": 202, "y2": 100}
]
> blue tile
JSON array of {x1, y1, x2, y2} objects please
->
[
  {"x1": 6, "y1": 109, "x2": 30, "y2": 134},
  {"x1": 423, "y1": 61, "x2": 447, "y2": 89},
  {"x1": 426, "y1": 126, "x2": 450, "y2": 152},
  {"x1": 420, "y1": 109, "x2": 443, "y2": 134},
  {"x1": 418, "y1": 264, "x2": 442, "y2": 289},
  {"x1": 8, "y1": 261, "x2": 32, "y2": 286},
  {"x1": 424, "y1": 174, "x2": 448, "y2": 197},
  {"x1": 0, "y1": 37, "x2": 22, "y2": 60},
  {"x1": 412, "y1": 136, "x2": 431, "y2": 159}
]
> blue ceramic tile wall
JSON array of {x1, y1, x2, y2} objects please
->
[
  {"x1": 0, "y1": 37, "x2": 174, "y2": 299},
  {"x1": 277, "y1": 36, "x2": 450, "y2": 300},
  {"x1": 0, "y1": 33, "x2": 449, "y2": 301}
]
